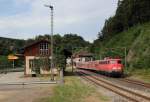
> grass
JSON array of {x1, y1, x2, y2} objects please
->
[
  {"x1": 36, "y1": 71, "x2": 109, "y2": 102},
  {"x1": 125, "y1": 68, "x2": 150, "y2": 83}
]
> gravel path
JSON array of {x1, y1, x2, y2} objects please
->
[{"x1": 0, "y1": 72, "x2": 55, "y2": 102}]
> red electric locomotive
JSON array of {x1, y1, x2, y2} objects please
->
[{"x1": 76, "y1": 58, "x2": 124, "y2": 76}]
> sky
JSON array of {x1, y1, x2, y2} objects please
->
[{"x1": 0, "y1": 0, "x2": 118, "y2": 42}]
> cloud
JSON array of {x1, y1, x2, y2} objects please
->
[{"x1": 0, "y1": 0, "x2": 118, "y2": 42}]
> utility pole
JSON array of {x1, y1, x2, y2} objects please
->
[{"x1": 45, "y1": 4, "x2": 54, "y2": 81}]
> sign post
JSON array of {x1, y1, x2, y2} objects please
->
[{"x1": 8, "y1": 55, "x2": 19, "y2": 68}]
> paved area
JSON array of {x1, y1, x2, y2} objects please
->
[
  {"x1": 0, "y1": 84, "x2": 54, "y2": 102},
  {"x1": 0, "y1": 72, "x2": 55, "y2": 102},
  {"x1": 0, "y1": 72, "x2": 42, "y2": 83}
]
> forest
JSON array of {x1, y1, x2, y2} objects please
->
[
  {"x1": 98, "y1": 0, "x2": 150, "y2": 40},
  {"x1": 92, "y1": 0, "x2": 150, "y2": 69}
]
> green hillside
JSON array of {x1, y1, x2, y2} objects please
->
[
  {"x1": 93, "y1": 22, "x2": 150, "y2": 69},
  {"x1": 92, "y1": 0, "x2": 150, "y2": 71}
]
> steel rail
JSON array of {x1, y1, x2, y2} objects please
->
[
  {"x1": 80, "y1": 71, "x2": 150, "y2": 101},
  {"x1": 121, "y1": 78, "x2": 150, "y2": 88},
  {"x1": 78, "y1": 72, "x2": 138, "y2": 102},
  {"x1": 77, "y1": 70, "x2": 150, "y2": 102},
  {"x1": 80, "y1": 69, "x2": 150, "y2": 89}
]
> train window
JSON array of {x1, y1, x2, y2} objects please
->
[
  {"x1": 110, "y1": 60, "x2": 117, "y2": 64},
  {"x1": 99, "y1": 61, "x2": 107, "y2": 64}
]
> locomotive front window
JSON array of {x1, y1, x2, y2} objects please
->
[{"x1": 110, "y1": 60, "x2": 117, "y2": 64}]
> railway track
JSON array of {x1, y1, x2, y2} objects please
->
[
  {"x1": 77, "y1": 69, "x2": 150, "y2": 102},
  {"x1": 80, "y1": 69, "x2": 150, "y2": 89},
  {"x1": 120, "y1": 78, "x2": 150, "y2": 88}
]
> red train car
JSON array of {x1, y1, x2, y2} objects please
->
[{"x1": 76, "y1": 58, "x2": 124, "y2": 76}]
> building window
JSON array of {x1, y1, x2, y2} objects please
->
[{"x1": 39, "y1": 42, "x2": 49, "y2": 55}]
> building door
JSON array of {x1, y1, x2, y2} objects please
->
[{"x1": 29, "y1": 59, "x2": 36, "y2": 74}]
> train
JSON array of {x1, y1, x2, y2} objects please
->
[{"x1": 75, "y1": 58, "x2": 124, "y2": 77}]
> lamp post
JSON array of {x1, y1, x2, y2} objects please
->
[{"x1": 44, "y1": 4, "x2": 54, "y2": 81}]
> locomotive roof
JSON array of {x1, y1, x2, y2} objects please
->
[{"x1": 101, "y1": 58, "x2": 121, "y2": 61}]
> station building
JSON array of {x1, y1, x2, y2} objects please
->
[{"x1": 24, "y1": 40, "x2": 51, "y2": 76}]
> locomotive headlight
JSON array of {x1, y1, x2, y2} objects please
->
[
  {"x1": 118, "y1": 67, "x2": 121, "y2": 69},
  {"x1": 112, "y1": 67, "x2": 117, "y2": 70}
]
